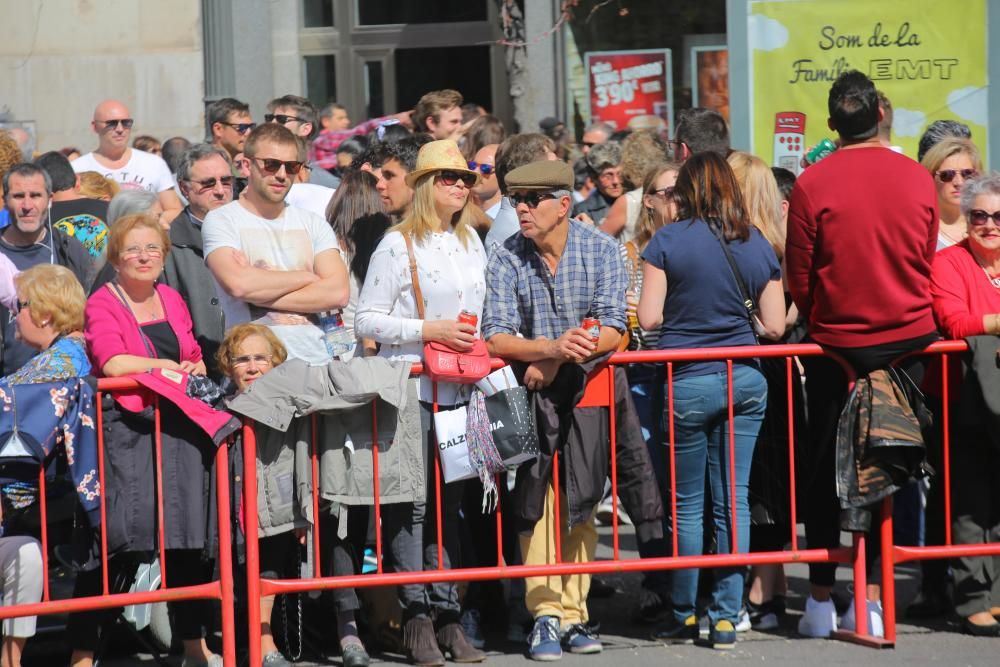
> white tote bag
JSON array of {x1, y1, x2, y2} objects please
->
[{"x1": 433, "y1": 406, "x2": 477, "y2": 483}]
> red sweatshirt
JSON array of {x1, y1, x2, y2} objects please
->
[
  {"x1": 786, "y1": 145, "x2": 939, "y2": 347},
  {"x1": 930, "y1": 241, "x2": 1000, "y2": 338}
]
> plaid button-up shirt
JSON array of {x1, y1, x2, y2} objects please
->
[{"x1": 483, "y1": 219, "x2": 627, "y2": 341}]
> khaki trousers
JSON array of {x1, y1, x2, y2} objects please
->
[{"x1": 520, "y1": 483, "x2": 598, "y2": 626}]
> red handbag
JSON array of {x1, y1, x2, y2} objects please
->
[{"x1": 403, "y1": 233, "x2": 492, "y2": 384}]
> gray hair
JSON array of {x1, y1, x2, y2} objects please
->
[
  {"x1": 586, "y1": 141, "x2": 622, "y2": 173},
  {"x1": 2, "y1": 162, "x2": 52, "y2": 198},
  {"x1": 176, "y1": 143, "x2": 231, "y2": 184},
  {"x1": 584, "y1": 122, "x2": 614, "y2": 140},
  {"x1": 960, "y1": 171, "x2": 1000, "y2": 218},
  {"x1": 107, "y1": 190, "x2": 158, "y2": 226},
  {"x1": 918, "y1": 119, "x2": 972, "y2": 163}
]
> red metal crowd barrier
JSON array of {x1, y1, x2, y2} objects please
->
[
  {"x1": 0, "y1": 378, "x2": 237, "y2": 666},
  {"x1": 239, "y1": 340, "x2": 1000, "y2": 662}
]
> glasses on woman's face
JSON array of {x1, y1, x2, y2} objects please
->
[
  {"x1": 650, "y1": 186, "x2": 675, "y2": 199},
  {"x1": 936, "y1": 168, "x2": 977, "y2": 183},
  {"x1": 436, "y1": 170, "x2": 477, "y2": 188},
  {"x1": 233, "y1": 354, "x2": 272, "y2": 368},
  {"x1": 122, "y1": 244, "x2": 164, "y2": 260},
  {"x1": 969, "y1": 209, "x2": 1000, "y2": 227},
  {"x1": 15, "y1": 299, "x2": 30, "y2": 314}
]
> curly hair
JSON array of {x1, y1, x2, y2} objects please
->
[{"x1": 0, "y1": 131, "x2": 22, "y2": 196}]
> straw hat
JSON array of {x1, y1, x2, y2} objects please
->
[{"x1": 404, "y1": 139, "x2": 480, "y2": 188}]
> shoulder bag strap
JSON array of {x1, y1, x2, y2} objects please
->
[
  {"x1": 107, "y1": 282, "x2": 157, "y2": 359},
  {"x1": 624, "y1": 240, "x2": 640, "y2": 275},
  {"x1": 706, "y1": 219, "x2": 759, "y2": 335},
  {"x1": 402, "y1": 233, "x2": 426, "y2": 320}
]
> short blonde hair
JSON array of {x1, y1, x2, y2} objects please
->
[
  {"x1": 106, "y1": 213, "x2": 171, "y2": 265},
  {"x1": 216, "y1": 323, "x2": 288, "y2": 381},
  {"x1": 391, "y1": 172, "x2": 476, "y2": 248},
  {"x1": 920, "y1": 137, "x2": 983, "y2": 177},
  {"x1": 14, "y1": 264, "x2": 86, "y2": 334},
  {"x1": 77, "y1": 171, "x2": 120, "y2": 201}
]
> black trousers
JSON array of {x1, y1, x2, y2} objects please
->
[{"x1": 801, "y1": 332, "x2": 937, "y2": 587}]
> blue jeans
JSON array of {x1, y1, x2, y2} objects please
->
[{"x1": 666, "y1": 365, "x2": 767, "y2": 625}]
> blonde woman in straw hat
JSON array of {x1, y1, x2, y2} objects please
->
[{"x1": 355, "y1": 139, "x2": 487, "y2": 666}]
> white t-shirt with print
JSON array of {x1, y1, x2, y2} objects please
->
[
  {"x1": 71, "y1": 149, "x2": 174, "y2": 193},
  {"x1": 202, "y1": 200, "x2": 340, "y2": 327}
]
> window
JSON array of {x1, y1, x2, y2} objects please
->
[
  {"x1": 364, "y1": 61, "x2": 385, "y2": 119},
  {"x1": 302, "y1": 0, "x2": 334, "y2": 28},
  {"x1": 358, "y1": 0, "x2": 487, "y2": 25},
  {"x1": 395, "y1": 46, "x2": 492, "y2": 113},
  {"x1": 304, "y1": 55, "x2": 337, "y2": 108}
]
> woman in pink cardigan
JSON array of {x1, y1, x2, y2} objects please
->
[{"x1": 72, "y1": 213, "x2": 220, "y2": 667}]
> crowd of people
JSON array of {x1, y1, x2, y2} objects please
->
[{"x1": 0, "y1": 69, "x2": 998, "y2": 667}]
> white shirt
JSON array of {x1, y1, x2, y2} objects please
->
[
  {"x1": 203, "y1": 200, "x2": 339, "y2": 362},
  {"x1": 72, "y1": 149, "x2": 174, "y2": 193},
  {"x1": 286, "y1": 183, "x2": 336, "y2": 218},
  {"x1": 355, "y1": 229, "x2": 487, "y2": 404}
]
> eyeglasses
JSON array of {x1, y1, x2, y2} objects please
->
[
  {"x1": 265, "y1": 113, "x2": 307, "y2": 125},
  {"x1": 15, "y1": 299, "x2": 30, "y2": 313},
  {"x1": 436, "y1": 170, "x2": 477, "y2": 188},
  {"x1": 598, "y1": 169, "x2": 622, "y2": 183},
  {"x1": 467, "y1": 161, "x2": 494, "y2": 176},
  {"x1": 509, "y1": 192, "x2": 559, "y2": 208},
  {"x1": 233, "y1": 354, "x2": 272, "y2": 367},
  {"x1": 99, "y1": 119, "x2": 134, "y2": 130},
  {"x1": 666, "y1": 140, "x2": 690, "y2": 161},
  {"x1": 122, "y1": 244, "x2": 164, "y2": 259},
  {"x1": 251, "y1": 157, "x2": 305, "y2": 175},
  {"x1": 650, "y1": 187, "x2": 675, "y2": 198},
  {"x1": 186, "y1": 176, "x2": 234, "y2": 192},
  {"x1": 221, "y1": 121, "x2": 256, "y2": 134},
  {"x1": 969, "y1": 209, "x2": 1000, "y2": 226},
  {"x1": 937, "y1": 168, "x2": 977, "y2": 183}
]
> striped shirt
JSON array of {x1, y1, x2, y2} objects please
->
[{"x1": 483, "y1": 219, "x2": 627, "y2": 341}]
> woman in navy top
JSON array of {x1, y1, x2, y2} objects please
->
[{"x1": 637, "y1": 152, "x2": 785, "y2": 649}]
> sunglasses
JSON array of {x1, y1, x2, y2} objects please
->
[
  {"x1": 265, "y1": 113, "x2": 307, "y2": 125},
  {"x1": 650, "y1": 186, "x2": 675, "y2": 198},
  {"x1": 437, "y1": 170, "x2": 477, "y2": 188},
  {"x1": 509, "y1": 192, "x2": 558, "y2": 209},
  {"x1": 251, "y1": 157, "x2": 305, "y2": 175},
  {"x1": 969, "y1": 209, "x2": 1000, "y2": 226},
  {"x1": 222, "y1": 121, "x2": 256, "y2": 134},
  {"x1": 186, "y1": 176, "x2": 234, "y2": 192},
  {"x1": 15, "y1": 299, "x2": 30, "y2": 313},
  {"x1": 467, "y1": 161, "x2": 494, "y2": 176},
  {"x1": 100, "y1": 118, "x2": 134, "y2": 130},
  {"x1": 936, "y1": 168, "x2": 977, "y2": 183}
]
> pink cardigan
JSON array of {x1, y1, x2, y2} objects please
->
[{"x1": 85, "y1": 283, "x2": 203, "y2": 411}]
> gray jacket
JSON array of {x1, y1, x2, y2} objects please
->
[
  {"x1": 227, "y1": 357, "x2": 424, "y2": 509},
  {"x1": 162, "y1": 209, "x2": 226, "y2": 378},
  {"x1": 253, "y1": 421, "x2": 312, "y2": 536}
]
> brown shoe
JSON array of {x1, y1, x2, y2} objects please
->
[
  {"x1": 437, "y1": 622, "x2": 486, "y2": 663},
  {"x1": 403, "y1": 617, "x2": 446, "y2": 667}
]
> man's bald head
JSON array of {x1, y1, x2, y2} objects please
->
[{"x1": 91, "y1": 99, "x2": 134, "y2": 156}]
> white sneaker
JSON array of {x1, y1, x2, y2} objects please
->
[
  {"x1": 798, "y1": 596, "x2": 838, "y2": 638},
  {"x1": 840, "y1": 599, "x2": 884, "y2": 638},
  {"x1": 735, "y1": 608, "x2": 752, "y2": 633},
  {"x1": 594, "y1": 497, "x2": 633, "y2": 526}
]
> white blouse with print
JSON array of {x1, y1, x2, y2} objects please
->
[{"x1": 355, "y1": 229, "x2": 487, "y2": 405}]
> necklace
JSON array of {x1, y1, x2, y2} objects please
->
[{"x1": 971, "y1": 254, "x2": 1000, "y2": 289}]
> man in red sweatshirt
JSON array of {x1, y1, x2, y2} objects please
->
[{"x1": 786, "y1": 70, "x2": 939, "y2": 639}]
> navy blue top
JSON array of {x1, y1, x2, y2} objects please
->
[{"x1": 641, "y1": 218, "x2": 781, "y2": 379}]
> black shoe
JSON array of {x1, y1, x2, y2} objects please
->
[
  {"x1": 651, "y1": 615, "x2": 699, "y2": 644},
  {"x1": 906, "y1": 591, "x2": 948, "y2": 619},
  {"x1": 962, "y1": 617, "x2": 1000, "y2": 637},
  {"x1": 588, "y1": 576, "x2": 616, "y2": 599},
  {"x1": 342, "y1": 643, "x2": 371, "y2": 667},
  {"x1": 631, "y1": 589, "x2": 671, "y2": 624}
]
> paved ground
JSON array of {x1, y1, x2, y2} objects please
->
[{"x1": 25, "y1": 525, "x2": 1000, "y2": 666}]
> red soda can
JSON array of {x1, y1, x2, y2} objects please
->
[
  {"x1": 581, "y1": 317, "x2": 601, "y2": 343},
  {"x1": 457, "y1": 310, "x2": 478, "y2": 328}
]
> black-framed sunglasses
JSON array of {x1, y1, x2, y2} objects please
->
[
  {"x1": 509, "y1": 192, "x2": 558, "y2": 209},
  {"x1": 265, "y1": 113, "x2": 307, "y2": 125},
  {"x1": 650, "y1": 186, "x2": 675, "y2": 198},
  {"x1": 467, "y1": 161, "x2": 494, "y2": 176},
  {"x1": 100, "y1": 119, "x2": 134, "y2": 130},
  {"x1": 222, "y1": 121, "x2": 256, "y2": 134},
  {"x1": 251, "y1": 157, "x2": 305, "y2": 175},
  {"x1": 969, "y1": 209, "x2": 1000, "y2": 226},
  {"x1": 186, "y1": 176, "x2": 234, "y2": 192},
  {"x1": 937, "y1": 168, "x2": 977, "y2": 183},
  {"x1": 437, "y1": 170, "x2": 477, "y2": 188}
]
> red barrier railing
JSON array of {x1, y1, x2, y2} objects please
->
[
  {"x1": 234, "y1": 340, "x2": 997, "y2": 661},
  {"x1": 0, "y1": 378, "x2": 237, "y2": 666}
]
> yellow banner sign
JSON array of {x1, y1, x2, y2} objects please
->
[{"x1": 749, "y1": 0, "x2": 988, "y2": 170}]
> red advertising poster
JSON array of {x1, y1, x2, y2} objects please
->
[{"x1": 585, "y1": 49, "x2": 673, "y2": 132}]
